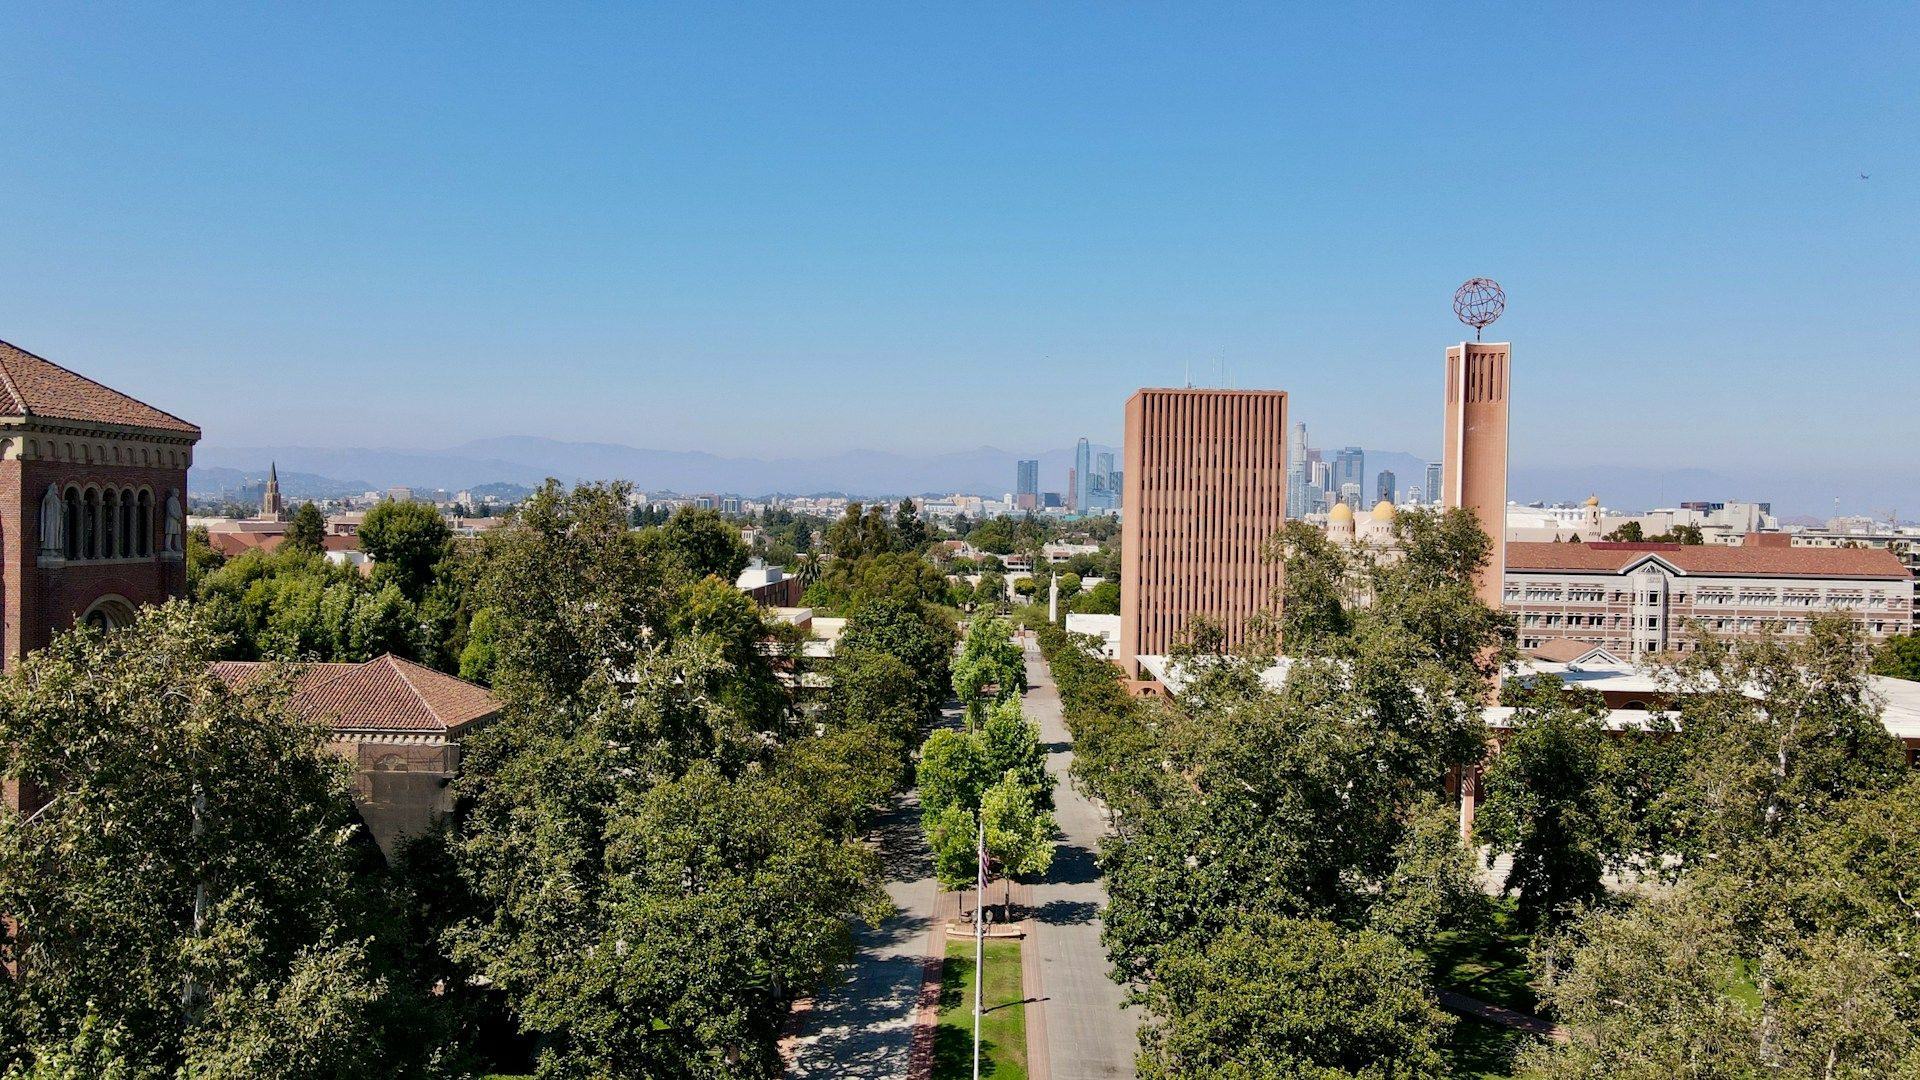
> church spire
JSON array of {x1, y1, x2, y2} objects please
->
[{"x1": 263, "y1": 461, "x2": 284, "y2": 520}]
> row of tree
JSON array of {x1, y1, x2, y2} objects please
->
[
  {"x1": 1044, "y1": 508, "x2": 1920, "y2": 1076},
  {"x1": 924, "y1": 617, "x2": 1055, "y2": 918},
  {"x1": 0, "y1": 481, "x2": 963, "y2": 1078}
]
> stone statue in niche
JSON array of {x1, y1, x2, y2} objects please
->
[
  {"x1": 164, "y1": 490, "x2": 183, "y2": 553},
  {"x1": 39, "y1": 484, "x2": 63, "y2": 557}
]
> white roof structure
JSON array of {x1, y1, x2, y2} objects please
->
[{"x1": 1131, "y1": 650, "x2": 1920, "y2": 742}]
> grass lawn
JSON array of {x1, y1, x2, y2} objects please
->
[
  {"x1": 933, "y1": 937, "x2": 1029, "y2": 1080},
  {"x1": 1426, "y1": 898, "x2": 1539, "y2": 1014}
]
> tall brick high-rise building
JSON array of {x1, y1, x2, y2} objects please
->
[
  {"x1": 1119, "y1": 388, "x2": 1288, "y2": 676},
  {"x1": 1441, "y1": 341, "x2": 1511, "y2": 608}
]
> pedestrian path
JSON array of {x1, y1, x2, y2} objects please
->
[
  {"x1": 786, "y1": 705, "x2": 962, "y2": 1078},
  {"x1": 1020, "y1": 641, "x2": 1136, "y2": 1080}
]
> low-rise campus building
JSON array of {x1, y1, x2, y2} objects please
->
[{"x1": 1503, "y1": 533, "x2": 1914, "y2": 658}]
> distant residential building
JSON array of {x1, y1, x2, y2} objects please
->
[
  {"x1": 1120, "y1": 388, "x2": 1289, "y2": 678},
  {"x1": 1377, "y1": 469, "x2": 1396, "y2": 505},
  {"x1": 1504, "y1": 534, "x2": 1914, "y2": 658},
  {"x1": 386, "y1": 486, "x2": 414, "y2": 503},
  {"x1": 1339, "y1": 481, "x2": 1361, "y2": 507},
  {"x1": 1043, "y1": 542, "x2": 1102, "y2": 563}
]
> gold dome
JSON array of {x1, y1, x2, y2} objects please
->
[
  {"x1": 1372, "y1": 499, "x2": 1397, "y2": 519},
  {"x1": 1585, "y1": 494, "x2": 1600, "y2": 507},
  {"x1": 1328, "y1": 501, "x2": 1354, "y2": 522}
]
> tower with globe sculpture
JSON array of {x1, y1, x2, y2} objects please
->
[{"x1": 1442, "y1": 278, "x2": 1511, "y2": 610}]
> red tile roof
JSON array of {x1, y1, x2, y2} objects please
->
[
  {"x1": 212, "y1": 654, "x2": 499, "y2": 733},
  {"x1": 1507, "y1": 540, "x2": 1910, "y2": 580},
  {"x1": 0, "y1": 338, "x2": 200, "y2": 435},
  {"x1": 1526, "y1": 637, "x2": 1604, "y2": 663},
  {"x1": 206, "y1": 531, "x2": 359, "y2": 558}
]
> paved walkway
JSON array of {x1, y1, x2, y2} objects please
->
[
  {"x1": 1021, "y1": 641, "x2": 1136, "y2": 1079},
  {"x1": 786, "y1": 708, "x2": 958, "y2": 1078},
  {"x1": 1437, "y1": 990, "x2": 1569, "y2": 1042}
]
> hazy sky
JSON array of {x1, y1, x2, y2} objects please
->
[{"x1": 2, "y1": 4, "x2": 1915, "y2": 474}]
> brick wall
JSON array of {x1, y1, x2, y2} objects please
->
[{"x1": 5, "y1": 457, "x2": 188, "y2": 663}]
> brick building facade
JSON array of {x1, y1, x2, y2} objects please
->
[
  {"x1": 0, "y1": 340, "x2": 199, "y2": 662},
  {"x1": 1504, "y1": 534, "x2": 1914, "y2": 658},
  {"x1": 0, "y1": 340, "x2": 199, "y2": 816}
]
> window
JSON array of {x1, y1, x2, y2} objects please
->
[{"x1": 64, "y1": 488, "x2": 81, "y2": 560}]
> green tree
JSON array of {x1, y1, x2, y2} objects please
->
[
  {"x1": 0, "y1": 603, "x2": 448, "y2": 1078},
  {"x1": 952, "y1": 615, "x2": 1027, "y2": 708},
  {"x1": 284, "y1": 501, "x2": 327, "y2": 555},
  {"x1": 1474, "y1": 677, "x2": 1620, "y2": 925},
  {"x1": 1524, "y1": 886, "x2": 1920, "y2": 1078},
  {"x1": 1069, "y1": 579, "x2": 1120, "y2": 615},
  {"x1": 644, "y1": 506, "x2": 751, "y2": 583},
  {"x1": 448, "y1": 481, "x2": 905, "y2": 1078},
  {"x1": 1369, "y1": 793, "x2": 1488, "y2": 950},
  {"x1": 1872, "y1": 632, "x2": 1920, "y2": 681},
  {"x1": 358, "y1": 499, "x2": 452, "y2": 601},
  {"x1": 186, "y1": 524, "x2": 228, "y2": 594},
  {"x1": 978, "y1": 697, "x2": 1050, "y2": 807},
  {"x1": 1605, "y1": 520, "x2": 1645, "y2": 542},
  {"x1": 838, "y1": 597, "x2": 957, "y2": 720},
  {"x1": 893, "y1": 499, "x2": 929, "y2": 551},
  {"x1": 458, "y1": 607, "x2": 503, "y2": 684},
  {"x1": 979, "y1": 772, "x2": 1055, "y2": 920},
  {"x1": 917, "y1": 728, "x2": 994, "y2": 821},
  {"x1": 1137, "y1": 915, "x2": 1453, "y2": 1080}
]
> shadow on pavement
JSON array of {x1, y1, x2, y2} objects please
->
[
  {"x1": 1035, "y1": 898, "x2": 1100, "y2": 926},
  {"x1": 1043, "y1": 839, "x2": 1104, "y2": 886}
]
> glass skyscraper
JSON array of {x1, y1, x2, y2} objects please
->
[{"x1": 1074, "y1": 437, "x2": 1091, "y2": 514}]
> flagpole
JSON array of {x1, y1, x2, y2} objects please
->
[{"x1": 973, "y1": 808, "x2": 985, "y2": 1080}]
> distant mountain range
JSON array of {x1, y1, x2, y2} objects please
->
[
  {"x1": 189, "y1": 436, "x2": 1910, "y2": 520},
  {"x1": 191, "y1": 437, "x2": 1124, "y2": 502}
]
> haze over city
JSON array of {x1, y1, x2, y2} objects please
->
[
  {"x1": 6, "y1": 7, "x2": 1920, "y2": 1080},
  {"x1": 3, "y1": 4, "x2": 1916, "y2": 513}
]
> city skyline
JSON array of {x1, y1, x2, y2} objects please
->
[{"x1": 2, "y1": 6, "x2": 1915, "y2": 484}]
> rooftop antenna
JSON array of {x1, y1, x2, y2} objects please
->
[
  {"x1": 1453, "y1": 278, "x2": 1506, "y2": 341},
  {"x1": 1184, "y1": 360, "x2": 1192, "y2": 389}
]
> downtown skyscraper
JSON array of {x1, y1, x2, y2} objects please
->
[
  {"x1": 1073, "y1": 437, "x2": 1091, "y2": 514},
  {"x1": 1016, "y1": 459, "x2": 1039, "y2": 509},
  {"x1": 1334, "y1": 446, "x2": 1365, "y2": 506}
]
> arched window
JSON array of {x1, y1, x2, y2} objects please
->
[
  {"x1": 64, "y1": 488, "x2": 82, "y2": 560},
  {"x1": 138, "y1": 490, "x2": 153, "y2": 557},
  {"x1": 83, "y1": 489, "x2": 100, "y2": 559},
  {"x1": 100, "y1": 490, "x2": 117, "y2": 560},
  {"x1": 120, "y1": 489, "x2": 135, "y2": 557}
]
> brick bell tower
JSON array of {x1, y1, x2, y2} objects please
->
[
  {"x1": 0, "y1": 338, "x2": 200, "y2": 812},
  {"x1": 1441, "y1": 340, "x2": 1511, "y2": 610}
]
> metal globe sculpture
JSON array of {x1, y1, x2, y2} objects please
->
[{"x1": 1452, "y1": 277, "x2": 1505, "y2": 340}]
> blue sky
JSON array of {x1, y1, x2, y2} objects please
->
[{"x1": 2, "y1": 4, "x2": 1915, "y2": 479}]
